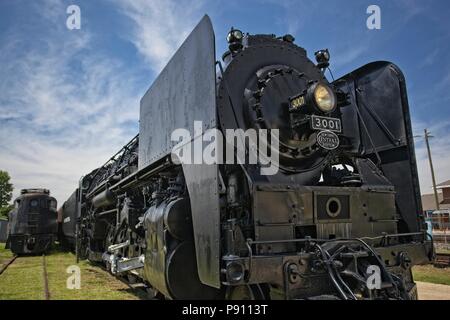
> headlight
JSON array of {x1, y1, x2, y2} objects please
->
[
  {"x1": 233, "y1": 30, "x2": 243, "y2": 40},
  {"x1": 313, "y1": 83, "x2": 336, "y2": 113},
  {"x1": 225, "y1": 261, "x2": 244, "y2": 283},
  {"x1": 227, "y1": 28, "x2": 243, "y2": 43}
]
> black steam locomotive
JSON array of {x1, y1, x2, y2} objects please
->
[
  {"x1": 6, "y1": 189, "x2": 58, "y2": 255},
  {"x1": 60, "y1": 16, "x2": 433, "y2": 300}
]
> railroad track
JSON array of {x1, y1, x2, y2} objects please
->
[
  {"x1": 94, "y1": 262, "x2": 152, "y2": 300},
  {"x1": 0, "y1": 255, "x2": 17, "y2": 276},
  {"x1": 0, "y1": 254, "x2": 51, "y2": 300},
  {"x1": 117, "y1": 273, "x2": 154, "y2": 300},
  {"x1": 434, "y1": 252, "x2": 450, "y2": 268},
  {"x1": 42, "y1": 254, "x2": 50, "y2": 300}
]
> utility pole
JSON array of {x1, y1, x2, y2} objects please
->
[{"x1": 424, "y1": 129, "x2": 442, "y2": 227}]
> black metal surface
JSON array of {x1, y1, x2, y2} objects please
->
[
  {"x1": 181, "y1": 162, "x2": 221, "y2": 287},
  {"x1": 166, "y1": 241, "x2": 220, "y2": 299},
  {"x1": 56, "y1": 18, "x2": 433, "y2": 300},
  {"x1": 8, "y1": 234, "x2": 53, "y2": 254},
  {"x1": 217, "y1": 35, "x2": 329, "y2": 179},
  {"x1": 0, "y1": 220, "x2": 8, "y2": 242},
  {"x1": 139, "y1": 15, "x2": 216, "y2": 168},
  {"x1": 9, "y1": 193, "x2": 57, "y2": 235},
  {"x1": 316, "y1": 195, "x2": 350, "y2": 220},
  {"x1": 143, "y1": 196, "x2": 171, "y2": 297},
  {"x1": 7, "y1": 190, "x2": 57, "y2": 254},
  {"x1": 138, "y1": 16, "x2": 220, "y2": 287},
  {"x1": 335, "y1": 62, "x2": 423, "y2": 233},
  {"x1": 85, "y1": 135, "x2": 139, "y2": 197},
  {"x1": 60, "y1": 190, "x2": 79, "y2": 245}
]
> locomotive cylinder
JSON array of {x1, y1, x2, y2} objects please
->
[
  {"x1": 92, "y1": 189, "x2": 116, "y2": 209},
  {"x1": 143, "y1": 196, "x2": 218, "y2": 299}
]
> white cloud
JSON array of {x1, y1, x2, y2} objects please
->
[
  {"x1": 396, "y1": 0, "x2": 425, "y2": 21},
  {"x1": 420, "y1": 48, "x2": 439, "y2": 68},
  {"x1": 116, "y1": 0, "x2": 206, "y2": 72},
  {"x1": 0, "y1": 0, "x2": 141, "y2": 204},
  {"x1": 1, "y1": 0, "x2": 447, "y2": 206},
  {"x1": 0, "y1": 0, "x2": 210, "y2": 205}
]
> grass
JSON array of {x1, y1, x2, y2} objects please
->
[
  {"x1": 412, "y1": 247, "x2": 450, "y2": 286},
  {"x1": 0, "y1": 243, "x2": 145, "y2": 300},
  {"x1": 0, "y1": 249, "x2": 45, "y2": 299},
  {"x1": 0, "y1": 242, "x2": 13, "y2": 265},
  {"x1": 413, "y1": 264, "x2": 450, "y2": 286},
  {"x1": 435, "y1": 248, "x2": 450, "y2": 255},
  {"x1": 2, "y1": 242, "x2": 449, "y2": 299}
]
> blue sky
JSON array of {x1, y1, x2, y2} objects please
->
[{"x1": 0, "y1": 0, "x2": 449, "y2": 204}]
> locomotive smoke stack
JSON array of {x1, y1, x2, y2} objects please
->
[{"x1": 281, "y1": 34, "x2": 295, "y2": 43}]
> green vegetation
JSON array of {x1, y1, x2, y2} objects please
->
[
  {"x1": 435, "y1": 248, "x2": 450, "y2": 255},
  {"x1": 0, "y1": 170, "x2": 14, "y2": 220},
  {"x1": 0, "y1": 242, "x2": 13, "y2": 265},
  {"x1": 0, "y1": 252, "x2": 45, "y2": 299},
  {"x1": 0, "y1": 243, "x2": 145, "y2": 300},
  {"x1": 413, "y1": 265, "x2": 450, "y2": 286},
  {"x1": 2, "y1": 242, "x2": 447, "y2": 299}
]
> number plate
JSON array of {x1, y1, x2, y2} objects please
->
[{"x1": 311, "y1": 115, "x2": 342, "y2": 133}]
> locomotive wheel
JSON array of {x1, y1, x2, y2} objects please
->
[
  {"x1": 225, "y1": 284, "x2": 268, "y2": 300},
  {"x1": 105, "y1": 225, "x2": 115, "y2": 248},
  {"x1": 115, "y1": 227, "x2": 128, "y2": 257}
]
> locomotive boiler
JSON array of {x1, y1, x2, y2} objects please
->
[
  {"x1": 6, "y1": 189, "x2": 57, "y2": 255},
  {"x1": 61, "y1": 16, "x2": 433, "y2": 300}
]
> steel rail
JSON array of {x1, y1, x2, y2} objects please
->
[
  {"x1": 42, "y1": 254, "x2": 50, "y2": 300},
  {"x1": 0, "y1": 255, "x2": 17, "y2": 276}
]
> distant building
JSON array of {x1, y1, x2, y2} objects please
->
[
  {"x1": 421, "y1": 179, "x2": 450, "y2": 211},
  {"x1": 436, "y1": 180, "x2": 450, "y2": 205},
  {"x1": 421, "y1": 180, "x2": 450, "y2": 230},
  {"x1": 421, "y1": 193, "x2": 450, "y2": 212}
]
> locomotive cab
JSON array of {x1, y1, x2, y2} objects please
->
[{"x1": 6, "y1": 189, "x2": 57, "y2": 255}]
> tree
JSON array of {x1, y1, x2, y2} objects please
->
[{"x1": 0, "y1": 170, "x2": 14, "y2": 220}]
